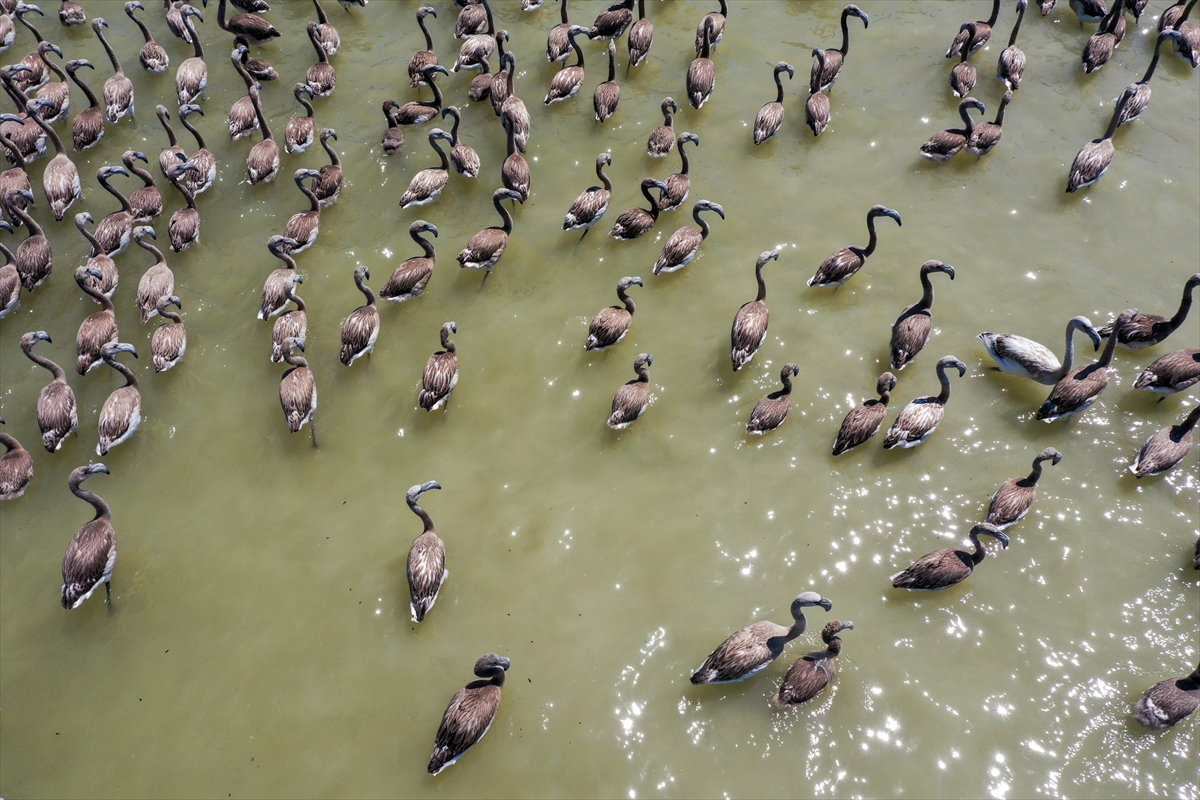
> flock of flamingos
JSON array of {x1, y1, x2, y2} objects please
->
[{"x1": 0, "y1": 0, "x2": 1196, "y2": 778}]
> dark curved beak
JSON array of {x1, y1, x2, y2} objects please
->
[
  {"x1": 422, "y1": 480, "x2": 442, "y2": 493},
  {"x1": 89, "y1": 464, "x2": 111, "y2": 475},
  {"x1": 818, "y1": 598, "x2": 833, "y2": 612}
]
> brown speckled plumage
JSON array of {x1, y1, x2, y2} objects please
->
[
  {"x1": 985, "y1": 448, "x2": 1061, "y2": 529},
  {"x1": 891, "y1": 523, "x2": 1009, "y2": 591},
  {"x1": 427, "y1": 654, "x2": 510, "y2": 775},
  {"x1": 61, "y1": 464, "x2": 116, "y2": 608},
  {"x1": 420, "y1": 323, "x2": 459, "y2": 411},
  {"x1": 747, "y1": 363, "x2": 799, "y2": 435},
  {"x1": 608, "y1": 353, "x2": 652, "y2": 429},
  {"x1": 691, "y1": 593, "x2": 832, "y2": 685},
  {"x1": 832, "y1": 372, "x2": 895, "y2": 455},
  {"x1": 808, "y1": 205, "x2": 900, "y2": 288},
  {"x1": 1130, "y1": 405, "x2": 1199, "y2": 478},
  {"x1": 890, "y1": 261, "x2": 955, "y2": 371},
  {"x1": 586, "y1": 276, "x2": 640, "y2": 351},
  {"x1": 22, "y1": 331, "x2": 78, "y2": 452},
  {"x1": 775, "y1": 621, "x2": 853, "y2": 707}
]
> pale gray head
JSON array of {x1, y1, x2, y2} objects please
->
[
  {"x1": 294, "y1": 83, "x2": 314, "y2": 99},
  {"x1": 406, "y1": 480, "x2": 441, "y2": 505},
  {"x1": 921, "y1": 260, "x2": 955, "y2": 279},
  {"x1": 411, "y1": 220, "x2": 438, "y2": 237},
  {"x1": 494, "y1": 188, "x2": 525, "y2": 204},
  {"x1": 775, "y1": 61, "x2": 794, "y2": 79},
  {"x1": 101, "y1": 341, "x2": 138, "y2": 359},
  {"x1": 971, "y1": 522, "x2": 1010, "y2": 548},
  {"x1": 75, "y1": 211, "x2": 95, "y2": 226},
  {"x1": 98, "y1": 165, "x2": 130, "y2": 180},
  {"x1": 679, "y1": 131, "x2": 700, "y2": 147},
  {"x1": 282, "y1": 337, "x2": 305, "y2": 353},
  {"x1": 618, "y1": 276, "x2": 643, "y2": 290},
  {"x1": 180, "y1": 103, "x2": 204, "y2": 118},
  {"x1": 869, "y1": 205, "x2": 902, "y2": 226},
  {"x1": 937, "y1": 355, "x2": 967, "y2": 377},
  {"x1": 65, "y1": 59, "x2": 94, "y2": 72},
  {"x1": 417, "y1": 6, "x2": 436, "y2": 18},
  {"x1": 22, "y1": 330, "x2": 52, "y2": 346},
  {"x1": 597, "y1": 152, "x2": 612, "y2": 167},
  {"x1": 1036, "y1": 447, "x2": 1062, "y2": 467},
  {"x1": 320, "y1": 128, "x2": 337, "y2": 142},
  {"x1": 295, "y1": 168, "x2": 321, "y2": 181},
  {"x1": 133, "y1": 226, "x2": 156, "y2": 242},
  {"x1": 354, "y1": 265, "x2": 370, "y2": 282},
  {"x1": 1069, "y1": 316, "x2": 1102, "y2": 351},
  {"x1": 845, "y1": 4, "x2": 868, "y2": 26},
  {"x1": 422, "y1": 64, "x2": 450, "y2": 80},
  {"x1": 634, "y1": 352, "x2": 652, "y2": 370},
  {"x1": 474, "y1": 653, "x2": 511, "y2": 676},
  {"x1": 695, "y1": 200, "x2": 724, "y2": 219},
  {"x1": 960, "y1": 97, "x2": 986, "y2": 115},
  {"x1": 757, "y1": 250, "x2": 780, "y2": 268},
  {"x1": 791, "y1": 592, "x2": 833, "y2": 618}
]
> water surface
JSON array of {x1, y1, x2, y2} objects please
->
[{"x1": 1, "y1": 2, "x2": 1197, "y2": 798}]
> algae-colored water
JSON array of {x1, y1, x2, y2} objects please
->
[{"x1": 1, "y1": 1, "x2": 1197, "y2": 797}]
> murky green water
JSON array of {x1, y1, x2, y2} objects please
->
[{"x1": 1, "y1": 1, "x2": 1197, "y2": 797}]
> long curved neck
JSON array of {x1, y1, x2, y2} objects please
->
[
  {"x1": 217, "y1": 0, "x2": 229, "y2": 29},
  {"x1": 505, "y1": 122, "x2": 516, "y2": 156},
  {"x1": 597, "y1": 161, "x2": 611, "y2": 191},
  {"x1": 570, "y1": 32, "x2": 585, "y2": 67},
  {"x1": 839, "y1": 9, "x2": 851, "y2": 55},
  {"x1": 442, "y1": 329, "x2": 456, "y2": 353},
  {"x1": 987, "y1": 0, "x2": 1001, "y2": 25},
  {"x1": 356, "y1": 274, "x2": 375, "y2": 306},
  {"x1": 635, "y1": 363, "x2": 649, "y2": 383},
  {"x1": 288, "y1": 292, "x2": 306, "y2": 312},
  {"x1": 232, "y1": 51, "x2": 253, "y2": 88},
  {"x1": 700, "y1": 21, "x2": 711, "y2": 58},
  {"x1": 678, "y1": 140, "x2": 690, "y2": 174},
  {"x1": 862, "y1": 212, "x2": 879, "y2": 256},
  {"x1": 71, "y1": 478, "x2": 112, "y2": 521},
  {"x1": 310, "y1": 27, "x2": 328, "y2": 63},
  {"x1": 0, "y1": 432, "x2": 21, "y2": 453},
  {"x1": 181, "y1": 112, "x2": 206, "y2": 149},
  {"x1": 1009, "y1": 2, "x2": 1025, "y2": 45},
  {"x1": 879, "y1": 387, "x2": 891, "y2": 406},
  {"x1": 662, "y1": 106, "x2": 673, "y2": 126},
  {"x1": 994, "y1": 97, "x2": 1009, "y2": 126},
  {"x1": 917, "y1": 270, "x2": 936, "y2": 310},
  {"x1": 77, "y1": 218, "x2": 103, "y2": 254},
  {"x1": 960, "y1": 103, "x2": 978, "y2": 133},
  {"x1": 780, "y1": 372, "x2": 793, "y2": 395},
  {"x1": 252, "y1": 93, "x2": 272, "y2": 140},
  {"x1": 139, "y1": 239, "x2": 167, "y2": 266},
  {"x1": 99, "y1": 175, "x2": 132, "y2": 213},
  {"x1": 430, "y1": 135, "x2": 448, "y2": 171},
  {"x1": 1179, "y1": 406, "x2": 1200, "y2": 434},
  {"x1": 13, "y1": 205, "x2": 43, "y2": 237},
  {"x1": 1, "y1": 131, "x2": 25, "y2": 168},
  {"x1": 409, "y1": 501, "x2": 435, "y2": 533},
  {"x1": 969, "y1": 532, "x2": 988, "y2": 565},
  {"x1": 321, "y1": 136, "x2": 340, "y2": 166},
  {"x1": 1062, "y1": 320, "x2": 1082, "y2": 373},
  {"x1": 482, "y1": 0, "x2": 494, "y2": 34},
  {"x1": 298, "y1": 92, "x2": 315, "y2": 117},
  {"x1": 641, "y1": 182, "x2": 659, "y2": 216},
  {"x1": 79, "y1": 276, "x2": 115, "y2": 311},
  {"x1": 28, "y1": 110, "x2": 65, "y2": 155},
  {"x1": 129, "y1": 9, "x2": 154, "y2": 43},
  {"x1": 786, "y1": 611, "x2": 808, "y2": 640},
  {"x1": 486, "y1": 667, "x2": 507, "y2": 686},
  {"x1": 753, "y1": 262, "x2": 766, "y2": 302},
  {"x1": 936, "y1": 363, "x2": 953, "y2": 403},
  {"x1": 694, "y1": 207, "x2": 711, "y2": 239},
  {"x1": 418, "y1": 13, "x2": 433, "y2": 50},
  {"x1": 187, "y1": 15, "x2": 203, "y2": 59},
  {"x1": 24, "y1": 341, "x2": 66, "y2": 380},
  {"x1": 617, "y1": 286, "x2": 634, "y2": 314},
  {"x1": 1101, "y1": 102, "x2": 1122, "y2": 141},
  {"x1": 447, "y1": 111, "x2": 461, "y2": 142},
  {"x1": 313, "y1": 0, "x2": 329, "y2": 24},
  {"x1": 95, "y1": 28, "x2": 122, "y2": 72},
  {"x1": 40, "y1": 51, "x2": 66, "y2": 82},
  {"x1": 108, "y1": 357, "x2": 139, "y2": 389},
  {"x1": 774, "y1": 68, "x2": 786, "y2": 103},
  {"x1": 1168, "y1": 282, "x2": 1196, "y2": 329},
  {"x1": 1141, "y1": 35, "x2": 1171, "y2": 82},
  {"x1": 637, "y1": 0, "x2": 644, "y2": 19},
  {"x1": 17, "y1": 11, "x2": 44, "y2": 42},
  {"x1": 1097, "y1": 319, "x2": 1122, "y2": 367},
  {"x1": 428, "y1": 76, "x2": 443, "y2": 110},
  {"x1": 68, "y1": 68, "x2": 100, "y2": 108},
  {"x1": 606, "y1": 46, "x2": 615, "y2": 81},
  {"x1": 414, "y1": 230, "x2": 435, "y2": 259},
  {"x1": 494, "y1": 193, "x2": 513, "y2": 233},
  {"x1": 159, "y1": 111, "x2": 179, "y2": 147},
  {"x1": 283, "y1": 350, "x2": 308, "y2": 368},
  {"x1": 173, "y1": 175, "x2": 196, "y2": 208},
  {"x1": 1026, "y1": 459, "x2": 1045, "y2": 484}
]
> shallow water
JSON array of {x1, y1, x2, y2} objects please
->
[{"x1": 1, "y1": 1, "x2": 1198, "y2": 797}]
